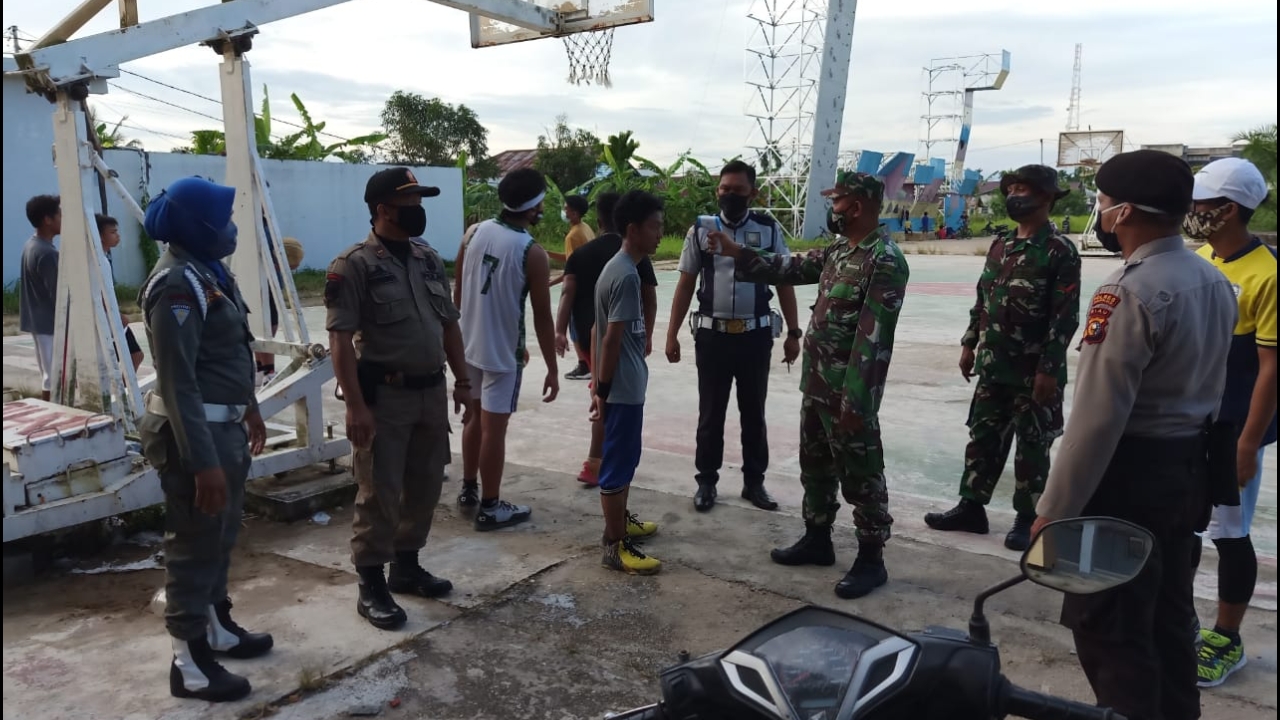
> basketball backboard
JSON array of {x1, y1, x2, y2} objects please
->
[
  {"x1": 1058, "y1": 130, "x2": 1125, "y2": 168},
  {"x1": 470, "y1": 0, "x2": 654, "y2": 48}
]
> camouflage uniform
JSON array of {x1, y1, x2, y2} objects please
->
[
  {"x1": 737, "y1": 176, "x2": 909, "y2": 545},
  {"x1": 959, "y1": 223, "x2": 1080, "y2": 515}
]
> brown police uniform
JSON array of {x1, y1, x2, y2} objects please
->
[{"x1": 325, "y1": 232, "x2": 458, "y2": 567}]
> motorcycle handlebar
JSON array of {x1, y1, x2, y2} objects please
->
[{"x1": 1003, "y1": 683, "x2": 1126, "y2": 720}]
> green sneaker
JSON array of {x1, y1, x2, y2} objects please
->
[{"x1": 1197, "y1": 629, "x2": 1246, "y2": 688}]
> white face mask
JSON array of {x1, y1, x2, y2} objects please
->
[{"x1": 561, "y1": 210, "x2": 569, "y2": 223}]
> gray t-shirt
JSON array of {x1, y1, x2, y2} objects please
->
[
  {"x1": 19, "y1": 235, "x2": 59, "y2": 335},
  {"x1": 594, "y1": 252, "x2": 648, "y2": 406}
]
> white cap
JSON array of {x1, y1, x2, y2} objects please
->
[{"x1": 1191, "y1": 157, "x2": 1269, "y2": 210}]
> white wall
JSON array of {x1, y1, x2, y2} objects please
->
[
  {"x1": 3, "y1": 64, "x2": 463, "y2": 288},
  {"x1": 3, "y1": 59, "x2": 59, "y2": 288},
  {"x1": 102, "y1": 152, "x2": 464, "y2": 287}
]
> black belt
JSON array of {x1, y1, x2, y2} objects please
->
[{"x1": 382, "y1": 369, "x2": 446, "y2": 389}]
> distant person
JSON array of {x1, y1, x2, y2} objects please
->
[
  {"x1": 254, "y1": 227, "x2": 305, "y2": 387},
  {"x1": 95, "y1": 214, "x2": 145, "y2": 371},
  {"x1": 592, "y1": 190, "x2": 664, "y2": 575},
  {"x1": 554, "y1": 192, "x2": 658, "y2": 487},
  {"x1": 20, "y1": 194, "x2": 62, "y2": 401},
  {"x1": 457, "y1": 168, "x2": 560, "y2": 529},
  {"x1": 1185, "y1": 157, "x2": 1277, "y2": 688},
  {"x1": 549, "y1": 194, "x2": 596, "y2": 380},
  {"x1": 1062, "y1": 216, "x2": 1072, "y2": 234}
]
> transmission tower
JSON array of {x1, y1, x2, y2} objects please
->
[
  {"x1": 744, "y1": 0, "x2": 827, "y2": 239},
  {"x1": 1066, "y1": 43, "x2": 1082, "y2": 131}
]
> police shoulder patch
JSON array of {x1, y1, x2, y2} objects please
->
[
  {"x1": 1081, "y1": 295, "x2": 1117, "y2": 346},
  {"x1": 324, "y1": 272, "x2": 344, "y2": 308}
]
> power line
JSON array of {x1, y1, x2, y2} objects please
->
[
  {"x1": 110, "y1": 83, "x2": 227, "y2": 124},
  {"x1": 118, "y1": 68, "x2": 356, "y2": 143}
]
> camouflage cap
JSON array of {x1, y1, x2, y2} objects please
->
[
  {"x1": 821, "y1": 170, "x2": 885, "y2": 202},
  {"x1": 1000, "y1": 165, "x2": 1070, "y2": 201}
]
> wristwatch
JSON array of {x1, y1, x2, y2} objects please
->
[{"x1": 787, "y1": 328, "x2": 803, "y2": 340}]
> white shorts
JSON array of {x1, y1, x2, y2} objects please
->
[
  {"x1": 32, "y1": 333, "x2": 54, "y2": 392},
  {"x1": 1207, "y1": 503, "x2": 1247, "y2": 541},
  {"x1": 467, "y1": 364, "x2": 522, "y2": 415}
]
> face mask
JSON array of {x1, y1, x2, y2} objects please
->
[
  {"x1": 394, "y1": 205, "x2": 427, "y2": 237},
  {"x1": 1094, "y1": 204, "x2": 1124, "y2": 253},
  {"x1": 1005, "y1": 195, "x2": 1042, "y2": 222},
  {"x1": 561, "y1": 210, "x2": 569, "y2": 223},
  {"x1": 826, "y1": 207, "x2": 848, "y2": 235},
  {"x1": 206, "y1": 220, "x2": 238, "y2": 259},
  {"x1": 719, "y1": 193, "x2": 751, "y2": 220},
  {"x1": 1182, "y1": 205, "x2": 1230, "y2": 241}
]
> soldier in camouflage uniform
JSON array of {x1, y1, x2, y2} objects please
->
[
  {"x1": 707, "y1": 171, "x2": 909, "y2": 600},
  {"x1": 924, "y1": 165, "x2": 1081, "y2": 551}
]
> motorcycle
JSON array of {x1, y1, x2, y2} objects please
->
[
  {"x1": 606, "y1": 516, "x2": 1152, "y2": 720},
  {"x1": 982, "y1": 221, "x2": 1012, "y2": 240}
]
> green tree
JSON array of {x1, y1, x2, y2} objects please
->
[
  {"x1": 534, "y1": 115, "x2": 602, "y2": 192},
  {"x1": 184, "y1": 87, "x2": 383, "y2": 162},
  {"x1": 93, "y1": 115, "x2": 142, "y2": 149},
  {"x1": 1232, "y1": 123, "x2": 1277, "y2": 231},
  {"x1": 605, "y1": 131, "x2": 640, "y2": 168},
  {"x1": 380, "y1": 91, "x2": 496, "y2": 177}
]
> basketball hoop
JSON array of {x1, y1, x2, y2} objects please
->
[{"x1": 563, "y1": 28, "x2": 614, "y2": 88}]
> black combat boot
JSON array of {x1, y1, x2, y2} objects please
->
[
  {"x1": 834, "y1": 545, "x2": 889, "y2": 600},
  {"x1": 207, "y1": 599, "x2": 274, "y2": 659},
  {"x1": 924, "y1": 498, "x2": 990, "y2": 534},
  {"x1": 169, "y1": 634, "x2": 252, "y2": 702},
  {"x1": 356, "y1": 565, "x2": 407, "y2": 630},
  {"x1": 770, "y1": 524, "x2": 837, "y2": 566},
  {"x1": 1004, "y1": 513, "x2": 1036, "y2": 552},
  {"x1": 388, "y1": 552, "x2": 454, "y2": 598}
]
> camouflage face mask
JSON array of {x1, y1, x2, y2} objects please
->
[{"x1": 1182, "y1": 204, "x2": 1231, "y2": 241}]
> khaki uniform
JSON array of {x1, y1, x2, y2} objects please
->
[
  {"x1": 1039, "y1": 236, "x2": 1237, "y2": 720},
  {"x1": 325, "y1": 232, "x2": 458, "y2": 567}
]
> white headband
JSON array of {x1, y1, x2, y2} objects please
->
[{"x1": 502, "y1": 192, "x2": 545, "y2": 214}]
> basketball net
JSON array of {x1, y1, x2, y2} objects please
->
[{"x1": 563, "y1": 28, "x2": 614, "y2": 88}]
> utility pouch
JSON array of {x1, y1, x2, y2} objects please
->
[{"x1": 356, "y1": 360, "x2": 385, "y2": 408}]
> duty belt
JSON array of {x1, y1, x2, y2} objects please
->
[
  {"x1": 694, "y1": 314, "x2": 772, "y2": 335},
  {"x1": 145, "y1": 392, "x2": 248, "y2": 423}
]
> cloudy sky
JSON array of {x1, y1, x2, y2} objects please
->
[{"x1": 3, "y1": 0, "x2": 1276, "y2": 176}]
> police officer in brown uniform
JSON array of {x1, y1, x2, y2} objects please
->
[
  {"x1": 326, "y1": 168, "x2": 472, "y2": 630},
  {"x1": 1034, "y1": 150, "x2": 1237, "y2": 720}
]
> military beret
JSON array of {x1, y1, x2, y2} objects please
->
[{"x1": 1095, "y1": 149, "x2": 1194, "y2": 217}]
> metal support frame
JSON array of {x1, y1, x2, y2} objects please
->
[
  {"x1": 917, "y1": 51, "x2": 1008, "y2": 192},
  {"x1": 745, "y1": 0, "x2": 827, "y2": 240}
]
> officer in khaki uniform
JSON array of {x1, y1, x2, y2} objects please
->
[
  {"x1": 326, "y1": 167, "x2": 472, "y2": 631},
  {"x1": 1035, "y1": 150, "x2": 1238, "y2": 720},
  {"x1": 139, "y1": 176, "x2": 272, "y2": 703}
]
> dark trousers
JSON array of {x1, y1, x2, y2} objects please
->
[
  {"x1": 693, "y1": 327, "x2": 772, "y2": 487},
  {"x1": 1062, "y1": 436, "x2": 1206, "y2": 720},
  {"x1": 141, "y1": 417, "x2": 251, "y2": 641}
]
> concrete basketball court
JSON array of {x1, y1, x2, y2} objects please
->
[{"x1": 2, "y1": 252, "x2": 1276, "y2": 719}]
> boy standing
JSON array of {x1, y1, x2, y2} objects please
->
[
  {"x1": 592, "y1": 190, "x2": 664, "y2": 574},
  {"x1": 20, "y1": 195, "x2": 62, "y2": 400},
  {"x1": 95, "y1": 214, "x2": 146, "y2": 371}
]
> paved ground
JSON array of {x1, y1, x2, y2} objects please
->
[{"x1": 3, "y1": 252, "x2": 1276, "y2": 719}]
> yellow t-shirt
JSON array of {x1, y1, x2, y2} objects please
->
[{"x1": 564, "y1": 222, "x2": 596, "y2": 259}]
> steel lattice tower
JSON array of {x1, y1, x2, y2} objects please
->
[
  {"x1": 1067, "y1": 43, "x2": 1082, "y2": 131},
  {"x1": 744, "y1": 0, "x2": 827, "y2": 239}
]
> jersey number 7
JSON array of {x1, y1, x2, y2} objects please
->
[{"x1": 481, "y1": 254, "x2": 500, "y2": 295}]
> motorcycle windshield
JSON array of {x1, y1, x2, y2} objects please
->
[{"x1": 751, "y1": 625, "x2": 880, "y2": 716}]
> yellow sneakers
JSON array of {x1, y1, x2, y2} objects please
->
[
  {"x1": 603, "y1": 538, "x2": 662, "y2": 575},
  {"x1": 625, "y1": 511, "x2": 658, "y2": 538}
]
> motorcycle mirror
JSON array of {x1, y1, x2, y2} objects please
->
[{"x1": 1021, "y1": 517, "x2": 1155, "y2": 595}]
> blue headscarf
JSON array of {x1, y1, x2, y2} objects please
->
[{"x1": 144, "y1": 176, "x2": 238, "y2": 284}]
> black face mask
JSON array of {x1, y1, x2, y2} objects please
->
[
  {"x1": 1095, "y1": 225, "x2": 1121, "y2": 253},
  {"x1": 394, "y1": 205, "x2": 427, "y2": 237},
  {"x1": 719, "y1": 193, "x2": 751, "y2": 220},
  {"x1": 1005, "y1": 195, "x2": 1042, "y2": 222},
  {"x1": 826, "y1": 207, "x2": 848, "y2": 235}
]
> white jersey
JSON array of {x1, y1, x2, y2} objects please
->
[{"x1": 460, "y1": 219, "x2": 534, "y2": 373}]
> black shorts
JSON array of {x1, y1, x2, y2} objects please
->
[{"x1": 124, "y1": 326, "x2": 142, "y2": 355}]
